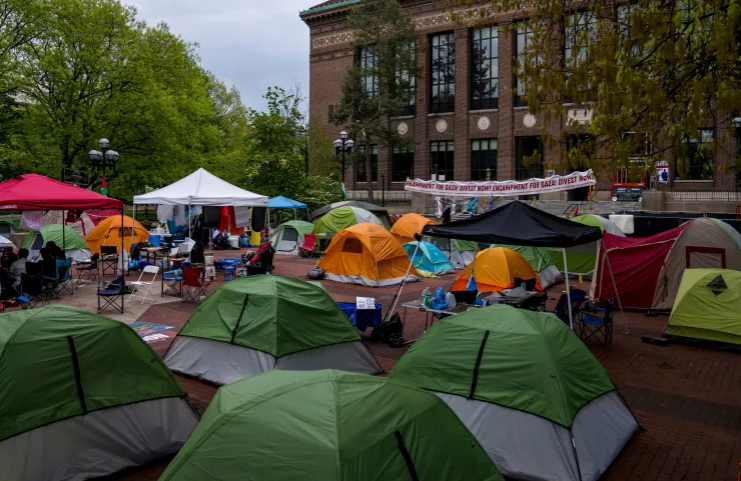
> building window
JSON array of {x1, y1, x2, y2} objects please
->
[
  {"x1": 392, "y1": 146, "x2": 414, "y2": 181},
  {"x1": 396, "y1": 41, "x2": 416, "y2": 116},
  {"x1": 356, "y1": 144, "x2": 378, "y2": 182},
  {"x1": 430, "y1": 141, "x2": 454, "y2": 180},
  {"x1": 471, "y1": 26, "x2": 498, "y2": 110},
  {"x1": 515, "y1": 136, "x2": 543, "y2": 180},
  {"x1": 359, "y1": 46, "x2": 378, "y2": 98},
  {"x1": 617, "y1": 4, "x2": 641, "y2": 57},
  {"x1": 678, "y1": 129, "x2": 714, "y2": 180},
  {"x1": 471, "y1": 139, "x2": 497, "y2": 180},
  {"x1": 514, "y1": 22, "x2": 534, "y2": 107},
  {"x1": 430, "y1": 32, "x2": 455, "y2": 114},
  {"x1": 564, "y1": 11, "x2": 597, "y2": 101}
]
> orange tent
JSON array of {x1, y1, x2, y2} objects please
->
[
  {"x1": 86, "y1": 215, "x2": 149, "y2": 255},
  {"x1": 390, "y1": 213, "x2": 434, "y2": 245},
  {"x1": 451, "y1": 247, "x2": 542, "y2": 293},
  {"x1": 317, "y1": 223, "x2": 419, "y2": 287}
]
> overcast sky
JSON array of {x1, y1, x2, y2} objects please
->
[{"x1": 127, "y1": 0, "x2": 314, "y2": 111}]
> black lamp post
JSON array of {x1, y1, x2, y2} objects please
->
[
  {"x1": 88, "y1": 138, "x2": 119, "y2": 195},
  {"x1": 333, "y1": 131, "x2": 355, "y2": 183}
]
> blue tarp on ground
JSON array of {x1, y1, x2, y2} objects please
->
[{"x1": 268, "y1": 196, "x2": 307, "y2": 209}]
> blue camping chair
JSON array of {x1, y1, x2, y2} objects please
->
[
  {"x1": 552, "y1": 288, "x2": 587, "y2": 324},
  {"x1": 44, "y1": 259, "x2": 73, "y2": 298},
  {"x1": 580, "y1": 299, "x2": 614, "y2": 345}
]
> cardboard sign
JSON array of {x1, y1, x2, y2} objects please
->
[{"x1": 356, "y1": 297, "x2": 376, "y2": 310}]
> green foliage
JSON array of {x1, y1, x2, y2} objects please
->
[
  {"x1": 307, "y1": 116, "x2": 337, "y2": 177},
  {"x1": 451, "y1": 0, "x2": 741, "y2": 179},
  {"x1": 331, "y1": 0, "x2": 419, "y2": 196}
]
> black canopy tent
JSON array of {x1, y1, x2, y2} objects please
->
[{"x1": 422, "y1": 201, "x2": 625, "y2": 330}]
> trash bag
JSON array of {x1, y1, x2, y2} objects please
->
[
  {"x1": 379, "y1": 312, "x2": 404, "y2": 347},
  {"x1": 307, "y1": 267, "x2": 326, "y2": 280},
  {"x1": 430, "y1": 287, "x2": 448, "y2": 310}
]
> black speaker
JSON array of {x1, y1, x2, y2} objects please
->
[{"x1": 251, "y1": 207, "x2": 267, "y2": 231}]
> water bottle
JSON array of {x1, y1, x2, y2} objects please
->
[
  {"x1": 421, "y1": 287, "x2": 431, "y2": 308},
  {"x1": 445, "y1": 292, "x2": 457, "y2": 308}
]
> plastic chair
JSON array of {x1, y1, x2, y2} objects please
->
[
  {"x1": 44, "y1": 259, "x2": 73, "y2": 297},
  {"x1": 298, "y1": 234, "x2": 317, "y2": 258},
  {"x1": 128, "y1": 265, "x2": 159, "y2": 304},
  {"x1": 580, "y1": 299, "x2": 614, "y2": 345},
  {"x1": 100, "y1": 245, "x2": 119, "y2": 276},
  {"x1": 98, "y1": 278, "x2": 125, "y2": 314},
  {"x1": 75, "y1": 253, "x2": 99, "y2": 287},
  {"x1": 18, "y1": 273, "x2": 50, "y2": 309},
  {"x1": 181, "y1": 266, "x2": 209, "y2": 303},
  {"x1": 552, "y1": 288, "x2": 588, "y2": 324}
]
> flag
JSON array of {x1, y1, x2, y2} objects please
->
[
  {"x1": 101, "y1": 175, "x2": 108, "y2": 196},
  {"x1": 341, "y1": 182, "x2": 346, "y2": 200}
]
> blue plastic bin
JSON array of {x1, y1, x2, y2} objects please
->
[
  {"x1": 337, "y1": 302, "x2": 382, "y2": 332},
  {"x1": 149, "y1": 234, "x2": 161, "y2": 246}
]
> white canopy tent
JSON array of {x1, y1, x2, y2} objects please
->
[{"x1": 133, "y1": 168, "x2": 268, "y2": 238}]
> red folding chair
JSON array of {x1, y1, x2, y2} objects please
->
[
  {"x1": 298, "y1": 234, "x2": 317, "y2": 258},
  {"x1": 181, "y1": 266, "x2": 209, "y2": 303}
]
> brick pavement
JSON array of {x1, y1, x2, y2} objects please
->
[{"x1": 105, "y1": 252, "x2": 741, "y2": 481}]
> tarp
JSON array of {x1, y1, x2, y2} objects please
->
[
  {"x1": 133, "y1": 168, "x2": 268, "y2": 207},
  {"x1": 268, "y1": 196, "x2": 307, "y2": 209},
  {"x1": 175, "y1": 276, "x2": 362, "y2": 357},
  {"x1": 423, "y1": 201, "x2": 602, "y2": 248},
  {"x1": 404, "y1": 241, "x2": 454, "y2": 275},
  {"x1": 317, "y1": 223, "x2": 418, "y2": 286},
  {"x1": 0, "y1": 174, "x2": 122, "y2": 210},
  {"x1": 665, "y1": 269, "x2": 741, "y2": 344},
  {"x1": 451, "y1": 247, "x2": 542, "y2": 293},
  {"x1": 391, "y1": 213, "x2": 434, "y2": 245},
  {"x1": 0, "y1": 305, "x2": 185, "y2": 442},
  {"x1": 158, "y1": 370, "x2": 505, "y2": 481},
  {"x1": 390, "y1": 305, "x2": 616, "y2": 427},
  {"x1": 312, "y1": 206, "x2": 382, "y2": 235},
  {"x1": 86, "y1": 215, "x2": 149, "y2": 256}
]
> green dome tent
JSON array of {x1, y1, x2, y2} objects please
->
[
  {"x1": 163, "y1": 275, "x2": 381, "y2": 385},
  {"x1": 550, "y1": 214, "x2": 625, "y2": 276},
  {"x1": 665, "y1": 269, "x2": 741, "y2": 344},
  {"x1": 490, "y1": 244, "x2": 564, "y2": 288},
  {"x1": 22, "y1": 224, "x2": 91, "y2": 263},
  {"x1": 390, "y1": 305, "x2": 638, "y2": 481},
  {"x1": 312, "y1": 206, "x2": 383, "y2": 236},
  {"x1": 0, "y1": 305, "x2": 198, "y2": 481},
  {"x1": 158, "y1": 370, "x2": 504, "y2": 481},
  {"x1": 270, "y1": 220, "x2": 314, "y2": 254}
]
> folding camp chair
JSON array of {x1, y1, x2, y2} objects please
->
[
  {"x1": 98, "y1": 278, "x2": 125, "y2": 314},
  {"x1": 75, "y1": 253, "x2": 99, "y2": 287},
  {"x1": 18, "y1": 273, "x2": 50, "y2": 309},
  {"x1": 580, "y1": 299, "x2": 614, "y2": 345},
  {"x1": 181, "y1": 266, "x2": 209, "y2": 303},
  {"x1": 552, "y1": 288, "x2": 588, "y2": 325},
  {"x1": 298, "y1": 234, "x2": 317, "y2": 258},
  {"x1": 100, "y1": 245, "x2": 119, "y2": 276},
  {"x1": 161, "y1": 268, "x2": 183, "y2": 297},
  {"x1": 128, "y1": 265, "x2": 159, "y2": 304},
  {"x1": 44, "y1": 259, "x2": 73, "y2": 298}
]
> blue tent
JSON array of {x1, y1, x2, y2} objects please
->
[
  {"x1": 404, "y1": 241, "x2": 454, "y2": 275},
  {"x1": 268, "y1": 196, "x2": 307, "y2": 209}
]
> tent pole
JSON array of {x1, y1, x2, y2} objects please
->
[
  {"x1": 602, "y1": 240, "x2": 629, "y2": 334},
  {"x1": 563, "y1": 248, "x2": 574, "y2": 330},
  {"x1": 384, "y1": 239, "x2": 423, "y2": 324},
  {"x1": 62, "y1": 210, "x2": 66, "y2": 251},
  {"x1": 121, "y1": 207, "x2": 125, "y2": 315}
]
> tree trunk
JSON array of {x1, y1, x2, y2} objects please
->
[{"x1": 365, "y1": 140, "x2": 374, "y2": 201}]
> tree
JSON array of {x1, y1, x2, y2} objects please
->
[
  {"x1": 307, "y1": 115, "x2": 337, "y2": 177},
  {"x1": 451, "y1": 0, "x2": 741, "y2": 181},
  {"x1": 330, "y1": 0, "x2": 419, "y2": 199}
]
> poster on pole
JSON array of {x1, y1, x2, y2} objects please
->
[{"x1": 405, "y1": 170, "x2": 596, "y2": 197}]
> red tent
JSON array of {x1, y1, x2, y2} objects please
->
[
  {"x1": 591, "y1": 223, "x2": 690, "y2": 309},
  {"x1": 0, "y1": 174, "x2": 122, "y2": 211}
]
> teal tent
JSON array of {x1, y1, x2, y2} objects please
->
[{"x1": 404, "y1": 241, "x2": 454, "y2": 275}]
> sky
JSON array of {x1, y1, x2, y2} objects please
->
[{"x1": 127, "y1": 0, "x2": 314, "y2": 111}]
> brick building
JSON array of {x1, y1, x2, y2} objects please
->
[{"x1": 300, "y1": 0, "x2": 739, "y2": 211}]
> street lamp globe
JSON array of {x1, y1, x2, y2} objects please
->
[
  {"x1": 734, "y1": 117, "x2": 741, "y2": 130},
  {"x1": 88, "y1": 150, "x2": 103, "y2": 162},
  {"x1": 333, "y1": 139, "x2": 343, "y2": 150},
  {"x1": 105, "y1": 150, "x2": 119, "y2": 163},
  {"x1": 345, "y1": 139, "x2": 355, "y2": 150},
  {"x1": 340, "y1": 130, "x2": 348, "y2": 140},
  {"x1": 98, "y1": 138, "x2": 110, "y2": 149}
]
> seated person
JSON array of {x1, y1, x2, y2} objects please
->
[
  {"x1": 10, "y1": 248, "x2": 28, "y2": 282},
  {"x1": 1, "y1": 246, "x2": 17, "y2": 269},
  {"x1": 45, "y1": 241, "x2": 66, "y2": 259},
  {"x1": 0, "y1": 265, "x2": 18, "y2": 299},
  {"x1": 40, "y1": 247, "x2": 58, "y2": 279}
]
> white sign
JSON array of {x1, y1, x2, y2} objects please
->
[
  {"x1": 356, "y1": 297, "x2": 376, "y2": 310},
  {"x1": 656, "y1": 161, "x2": 669, "y2": 184},
  {"x1": 405, "y1": 170, "x2": 597, "y2": 197}
]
